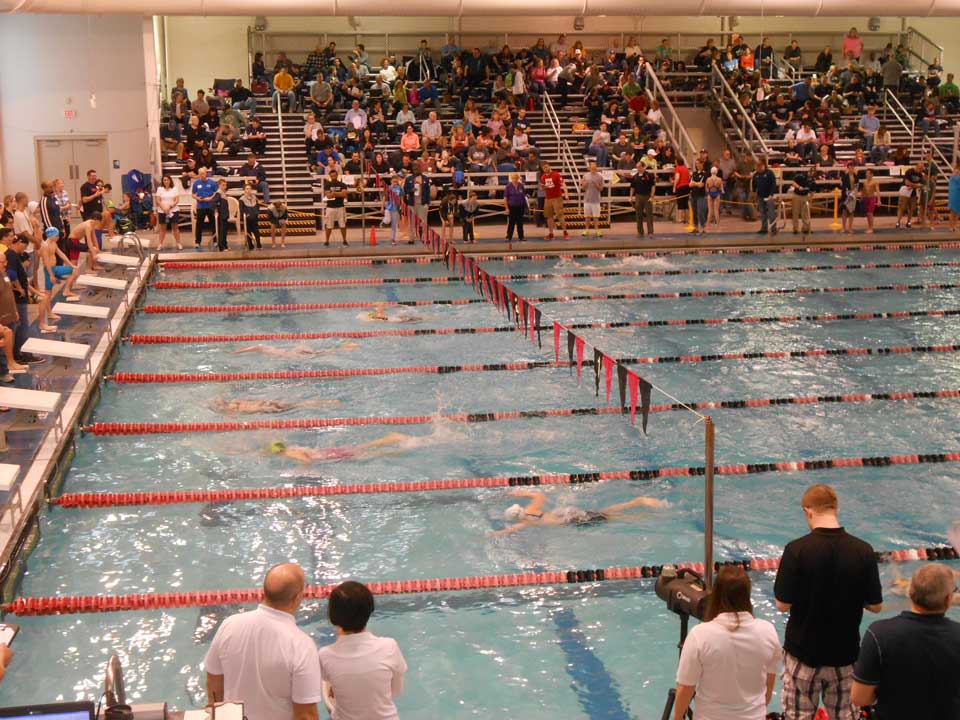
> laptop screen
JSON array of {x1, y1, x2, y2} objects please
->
[{"x1": 0, "y1": 702, "x2": 95, "y2": 720}]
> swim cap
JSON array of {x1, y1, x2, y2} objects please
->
[
  {"x1": 27, "y1": 201, "x2": 38, "y2": 212},
  {"x1": 43, "y1": 227, "x2": 59, "y2": 239},
  {"x1": 710, "y1": 167, "x2": 718, "y2": 175},
  {"x1": 270, "y1": 441, "x2": 287, "y2": 454},
  {"x1": 105, "y1": 200, "x2": 116, "y2": 209},
  {"x1": 503, "y1": 504, "x2": 525, "y2": 522}
]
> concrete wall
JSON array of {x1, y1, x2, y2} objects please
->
[{"x1": 0, "y1": 14, "x2": 150, "y2": 196}]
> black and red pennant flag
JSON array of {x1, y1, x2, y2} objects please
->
[
  {"x1": 603, "y1": 354, "x2": 614, "y2": 404},
  {"x1": 617, "y1": 363, "x2": 628, "y2": 409},
  {"x1": 567, "y1": 330, "x2": 576, "y2": 372},
  {"x1": 575, "y1": 336, "x2": 585, "y2": 381},
  {"x1": 528, "y1": 303, "x2": 536, "y2": 343},
  {"x1": 534, "y1": 308, "x2": 542, "y2": 348},
  {"x1": 518, "y1": 296, "x2": 527, "y2": 330},
  {"x1": 594, "y1": 348, "x2": 603, "y2": 397},
  {"x1": 627, "y1": 371, "x2": 653, "y2": 433}
]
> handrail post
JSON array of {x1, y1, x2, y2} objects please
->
[
  {"x1": 276, "y1": 101, "x2": 289, "y2": 205},
  {"x1": 704, "y1": 416, "x2": 715, "y2": 589}
]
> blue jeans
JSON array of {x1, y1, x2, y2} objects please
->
[
  {"x1": 586, "y1": 144, "x2": 608, "y2": 167},
  {"x1": 692, "y1": 195, "x2": 708, "y2": 229},
  {"x1": 14, "y1": 303, "x2": 29, "y2": 359},
  {"x1": 232, "y1": 97, "x2": 258, "y2": 112},
  {"x1": 758, "y1": 197, "x2": 778, "y2": 233},
  {"x1": 273, "y1": 89, "x2": 297, "y2": 111}
]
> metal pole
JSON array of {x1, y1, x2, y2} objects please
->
[
  {"x1": 704, "y1": 416, "x2": 715, "y2": 589},
  {"x1": 953, "y1": 124, "x2": 959, "y2": 166}
]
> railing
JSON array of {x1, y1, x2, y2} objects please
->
[
  {"x1": 542, "y1": 91, "x2": 582, "y2": 202},
  {"x1": 643, "y1": 62, "x2": 698, "y2": 167},
  {"x1": 906, "y1": 26, "x2": 945, "y2": 72},
  {"x1": 883, "y1": 88, "x2": 916, "y2": 155},
  {"x1": 275, "y1": 100, "x2": 290, "y2": 203},
  {"x1": 710, "y1": 63, "x2": 770, "y2": 161},
  {"x1": 921, "y1": 134, "x2": 953, "y2": 187}
]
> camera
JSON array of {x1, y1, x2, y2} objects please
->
[{"x1": 655, "y1": 565, "x2": 710, "y2": 620}]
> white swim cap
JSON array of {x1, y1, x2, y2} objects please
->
[{"x1": 503, "y1": 504, "x2": 525, "y2": 522}]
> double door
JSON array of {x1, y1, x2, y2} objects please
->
[{"x1": 35, "y1": 137, "x2": 109, "y2": 219}]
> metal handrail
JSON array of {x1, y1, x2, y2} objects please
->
[
  {"x1": 643, "y1": 62, "x2": 698, "y2": 166},
  {"x1": 710, "y1": 63, "x2": 770, "y2": 158},
  {"x1": 542, "y1": 91, "x2": 582, "y2": 201},
  {"x1": 275, "y1": 101, "x2": 290, "y2": 203},
  {"x1": 906, "y1": 26, "x2": 945, "y2": 70},
  {"x1": 884, "y1": 88, "x2": 916, "y2": 154},
  {"x1": 713, "y1": 92, "x2": 756, "y2": 163},
  {"x1": 922, "y1": 135, "x2": 953, "y2": 186}
]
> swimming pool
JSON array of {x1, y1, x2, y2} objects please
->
[{"x1": 2, "y1": 245, "x2": 958, "y2": 718}]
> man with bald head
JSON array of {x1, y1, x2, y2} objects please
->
[{"x1": 205, "y1": 563, "x2": 324, "y2": 720}]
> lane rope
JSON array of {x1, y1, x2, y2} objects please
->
[
  {"x1": 157, "y1": 242, "x2": 960, "y2": 271},
  {"x1": 83, "y1": 389, "x2": 960, "y2": 435},
  {"x1": 152, "y1": 260, "x2": 960, "y2": 289},
  {"x1": 147, "y1": 283, "x2": 960, "y2": 306},
  {"x1": 50, "y1": 451, "x2": 960, "y2": 508},
  {"x1": 5, "y1": 545, "x2": 957, "y2": 615}
]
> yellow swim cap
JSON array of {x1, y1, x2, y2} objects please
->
[{"x1": 270, "y1": 441, "x2": 286, "y2": 454}]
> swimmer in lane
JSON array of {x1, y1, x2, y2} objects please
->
[
  {"x1": 360, "y1": 302, "x2": 423, "y2": 323},
  {"x1": 492, "y1": 488, "x2": 668, "y2": 535},
  {"x1": 889, "y1": 521, "x2": 960, "y2": 600},
  {"x1": 564, "y1": 280, "x2": 644, "y2": 294},
  {"x1": 268, "y1": 431, "x2": 432, "y2": 463},
  {"x1": 232, "y1": 341, "x2": 360, "y2": 358},
  {"x1": 209, "y1": 398, "x2": 342, "y2": 416}
]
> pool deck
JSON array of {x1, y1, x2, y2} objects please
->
[{"x1": 0, "y1": 218, "x2": 955, "y2": 590}]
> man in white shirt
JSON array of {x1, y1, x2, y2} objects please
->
[
  {"x1": 344, "y1": 100, "x2": 368, "y2": 132},
  {"x1": 795, "y1": 122, "x2": 818, "y2": 162},
  {"x1": 421, "y1": 111, "x2": 444, "y2": 150},
  {"x1": 318, "y1": 581, "x2": 407, "y2": 720},
  {"x1": 205, "y1": 564, "x2": 324, "y2": 720}
]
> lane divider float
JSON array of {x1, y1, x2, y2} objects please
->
[
  {"x1": 50, "y1": 451, "x2": 960, "y2": 509},
  {"x1": 5, "y1": 545, "x2": 957, "y2": 615},
  {"x1": 143, "y1": 298, "x2": 486, "y2": 314}
]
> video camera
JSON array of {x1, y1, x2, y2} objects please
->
[{"x1": 654, "y1": 565, "x2": 711, "y2": 621}]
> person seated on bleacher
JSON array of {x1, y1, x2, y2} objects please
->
[
  {"x1": 394, "y1": 103, "x2": 415, "y2": 135},
  {"x1": 421, "y1": 111, "x2": 444, "y2": 151},
  {"x1": 228, "y1": 79, "x2": 257, "y2": 113},
  {"x1": 329, "y1": 57, "x2": 348, "y2": 85},
  {"x1": 343, "y1": 151, "x2": 364, "y2": 176},
  {"x1": 244, "y1": 116, "x2": 268, "y2": 156},
  {"x1": 769, "y1": 94, "x2": 794, "y2": 138},
  {"x1": 272, "y1": 65, "x2": 298, "y2": 113},
  {"x1": 796, "y1": 122, "x2": 818, "y2": 162},
  {"x1": 303, "y1": 110, "x2": 323, "y2": 162},
  {"x1": 739, "y1": 46, "x2": 755, "y2": 72},
  {"x1": 160, "y1": 118, "x2": 185, "y2": 160},
  {"x1": 202, "y1": 106, "x2": 220, "y2": 138},
  {"x1": 610, "y1": 132, "x2": 632, "y2": 161},
  {"x1": 196, "y1": 147, "x2": 222, "y2": 176},
  {"x1": 857, "y1": 105, "x2": 880, "y2": 152},
  {"x1": 367, "y1": 74, "x2": 390, "y2": 107},
  {"x1": 918, "y1": 99, "x2": 941, "y2": 137},
  {"x1": 784, "y1": 40, "x2": 803, "y2": 71},
  {"x1": 170, "y1": 77, "x2": 189, "y2": 104},
  {"x1": 602, "y1": 100, "x2": 625, "y2": 138},
  {"x1": 170, "y1": 91, "x2": 189, "y2": 126},
  {"x1": 237, "y1": 154, "x2": 270, "y2": 203},
  {"x1": 303, "y1": 42, "x2": 325, "y2": 80},
  {"x1": 843, "y1": 74, "x2": 866, "y2": 113},
  {"x1": 586, "y1": 122, "x2": 611, "y2": 168},
  {"x1": 870, "y1": 124, "x2": 892, "y2": 163},
  {"x1": 341, "y1": 77, "x2": 365, "y2": 106},
  {"x1": 399, "y1": 124, "x2": 421, "y2": 156},
  {"x1": 939, "y1": 73, "x2": 959, "y2": 112},
  {"x1": 418, "y1": 78, "x2": 439, "y2": 112},
  {"x1": 192, "y1": 90, "x2": 210, "y2": 117},
  {"x1": 368, "y1": 151, "x2": 391, "y2": 177},
  {"x1": 184, "y1": 115, "x2": 209, "y2": 157},
  {"x1": 309, "y1": 73, "x2": 334, "y2": 119},
  {"x1": 180, "y1": 158, "x2": 199, "y2": 189},
  {"x1": 449, "y1": 124, "x2": 471, "y2": 160},
  {"x1": 272, "y1": 51, "x2": 292, "y2": 75}
]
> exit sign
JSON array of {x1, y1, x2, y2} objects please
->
[{"x1": 63, "y1": 109, "x2": 76, "y2": 120}]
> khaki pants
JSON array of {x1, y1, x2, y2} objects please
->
[{"x1": 792, "y1": 194, "x2": 811, "y2": 233}]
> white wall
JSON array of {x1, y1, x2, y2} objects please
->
[
  {"x1": 165, "y1": 16, "x2": 250, "y2": 103},
  {"x1": 0, "y1": 14, "x2": 150, "y2": 196}
]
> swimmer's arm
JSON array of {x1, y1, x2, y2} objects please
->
[
  {"x1": 510, "y1": 489, "x2": 547, "y2": 516},
  {"x1": 54, "y1": 245, "x2": 76, "y2": 268},
  {"x1": 232, "y1": 346, "x2": 260, "y2": 354},
  {"x1": 489, "y1": 522, "x2": 527, "y2": 537}
]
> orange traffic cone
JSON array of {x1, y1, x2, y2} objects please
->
[{"x1": 369, "y1": 225, "x2": 377, "y2": 246}]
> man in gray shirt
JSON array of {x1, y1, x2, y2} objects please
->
[
  {"x1": 581, "y1": 161, "x2": 605, "y2": 238},
  {"x1": 881, "y1": 57, "x2": 903, "y2": 93}
]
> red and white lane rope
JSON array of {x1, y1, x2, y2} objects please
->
[
  {"x1": 50, "y1": 451, "x2": 960, "y2": 509},
  {"x1": 142, "y1": 298, "x2": 486, "y2": 314},
  {"x1": 5, "y1": 544, "x2": 957, "y2": 615},
  {"x1": 158, "y1": 242, "x2": 960, "y2": 271},
  {"x1": 83, "y1": 389, "x2": 960, "y2": 435},
  {"x1": 152, "y1": 261, "x2": 960, "y2": 289}
]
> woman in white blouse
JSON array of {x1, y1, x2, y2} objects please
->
[{"x1": 155, "y1": 175, "x2": 183, "y2": 250}]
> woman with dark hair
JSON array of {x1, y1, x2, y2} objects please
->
[
  {"x1": 673, "y1": 566, "x2": 781, "y2": 720},
  {"x1": 319, "y1": 581, "x2": 407, "y2": 720}
]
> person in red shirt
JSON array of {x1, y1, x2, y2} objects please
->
[
  {"x1": 672, "y1": 158, "x2": 691, "y2": 226},
  {"x1": 539, "y1": 162, "x2": 569, "y2": 240}
]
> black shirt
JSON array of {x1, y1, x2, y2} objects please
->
[
  {"x1": 229, "y1": 86, "x2": 253, "y2": 103},
  {"x1": 325, "y1": 180, "x2": 348, "y2": 208},
  {"x1": 774, "y1": 527, "x2": 883, "y2": 667},
  {"x1": 854, "y1": 611, "x2": 960, "y2": 720},
  {"x1": 80, "y1": 181, "x2": 102, "y2": 217},
  {"x1": 793, "y1": 172, "x2": 812, "y2": 195},
  {"x1": 630, "y1": 172, "x2": 656, "y2": 196},
  {"x1": 904, "y1": 168, "x2": 923, "y2": 195},
  {"x1": 4, "y1": 249, "x2": 28, "y2": 303},
  {"x1": 689, "y1": 170, "x2": 707, "y2": 197}
]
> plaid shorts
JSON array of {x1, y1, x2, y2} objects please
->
[{"x1": 781, "y1": 651, "x2": 855, "y2": 720}]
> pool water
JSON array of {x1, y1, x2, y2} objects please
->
[{"x1": 1, "y1": 247, "x2": 959, "y2": 718}]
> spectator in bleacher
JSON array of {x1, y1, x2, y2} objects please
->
[
  {"x1": 419, "y1": 78, "x2": 439, "y2": 111},
  {"x1": 790, "y1": 168, "x2": 813, "y2": 237},
  {"x1": 586, "y1": 123, "x2": 611, "y2": 168},
  {"x1": 161, "y1": 117, "x2": 185, "y2": 159},
  {"x1": 814, "y1": 46, "x2": 833, "y2": 74},
  {"x1": 272, "y1": 51, "x2": 292, "y2": 74},
  {"x1": 309, "y1": 73, "x2": 334, "y2": 119},
  {"x1": 400, "y1": 124, "x2": 421, "y2": 156},
  {"x1": 395, "y1": 103, "x2": 416, "y2": 133},
  {"x1": 155, "y1": 175, "x2": 182, "y2": 251},
  {"x1": 344, "y1": 99, "x2": 367, "y2": 135},
  {"x1": 784, "y1": 40, "x2": 803, "y2": 71},
  {"x1": 751, "y1": 158, "x2": 778, "y2": 235},
  {"x1": 184, "y1": 114, "x2": 207, "y2": 157},
  {"x1": 244, "y1": 117, "x2": 268, "y2": 156},
  {"x1": 843, "y1": 28, "x2": 864, "y2": 61},
  {"x1": 851, "y1": 563, "x2": 960, "y2": 718},
  {"x1": 273, "y1": 65, "x2": 298, "y2": 112},
  {"x1": 303, "y1": 111, "x2": 323, "y2": 163},
  {"x1": 170, "y1": 77, "x2": 189, "y2": 103},
  {"x1": 190, "y1": 166, "x2": 218, "y2": 248},
  {"x1": 940, "y1": 72, "x2": 960, "y2": 112},
  {"x1": 857, "y1": 105, "x2": 880, "y2": 152},
  {"x1": 869, "y1": 124, "x2": 892, "y2": 163},
  {"x1": 170, "y1": 91, "x2": 189, "y2": 126},
  {"x1": 344, "y1": 150, "x2": 364, "y2": 175},
  {"x1": 756, "y1": 37, "x2": 776, "y2": 78},
  {"x1": 191, "y1": 89, "x2": 209, "y2": 117},
  {"x1": 229, "y1": 79, "x2": 257, "y2": 113},
  {"x1": 843, "y1": 73, "x2": 866, "y2": 113},
  {"x1": 238, "y1": 154, "x2": 270, "y2": 203},
  {"x1": 794, "y1": 121, "x2": 818, "y2": 163},
  {"x1": 881, "y1": 54, "x2": 903, "y2": 94},
  {"x1": 417, "y1": 111, "x2": 443, "y2": 152},
  {"x1": 739, "y1": 46, "x2": 755, "y2": 73},
  {"x1": 251, "y1": 52, "x2": 268, "y2": 86},
  {"x1": 918, "y1": 99, "x2": 941, "y2": 137}
]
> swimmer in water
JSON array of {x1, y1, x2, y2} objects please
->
[
  {"x1": 889, "y1": 521, "x2": 960, "y2": 600},
  {"x1": 360, "y1": 302, "x2": 423, "y2": 323},
  {"x1": 209, "y1": 398, "x2": 342, "y2": 416},
  {"x1": 564, "y1": 280, "x2": 644, "y2": 294},
  {"x1": 491, "y1": 488, "x2": 668, "y2": 535},
  {"x1": 232, "y1": 341, "x2": 360, "y2": 358},
  {"x1": 268, "y1": 431, "x2": 431, "y2": 463}
]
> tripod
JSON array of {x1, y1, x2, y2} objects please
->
[{"x1": 660, "y1": 613, "x2": 694, "y2": 720}]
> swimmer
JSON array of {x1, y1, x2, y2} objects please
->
[
  {"x1": 268, "y1": 431, "x2": 431, "y2": 463},
  {"x1": 565, "y1": 280, "x2": 644, "y2": 294},
  {"x1": 232, "y1": 341, "x2": 360, "y2": 358},
  {"x1": 492, "y1": 488, "x2": 668, "y2": 535},
  {"x1": 890, "y1": 521, "x2": 960, "y2": 600},
  {"x1": 360, "y1": 302, "x2": 423, "y2": 323},
  {"x1": 209, "y1": 398, "x2": 342, "y2": 416}
]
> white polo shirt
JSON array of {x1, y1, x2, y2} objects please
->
[
  {"x1": 318, "y1": 631, "x2": 407, "y2": 720},
  {"x1": 203, "y1": 605, "x2": 324, "y2": 720},
  {"x1": 676, "y1": 612, "x2": 781, "y2": 720}
]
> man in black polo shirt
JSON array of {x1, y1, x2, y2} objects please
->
[
  {"x1": 852, "y1": 563, "x2": 960, "y2": 718},
  {"x1": 628, "y1": 162, "x2": 656, "y2": 237},
  {"x1": 774, "y1": 484, "x2": 883, "y2": 720},
  {"x1": 79, "y1": 169, "x2": 104, "y2": 220}
]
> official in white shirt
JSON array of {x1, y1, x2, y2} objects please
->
[
  {"x1": 318, "y1": 581, "x2": 408, "y2": 720},
  {"x1": 204, "y1": 563, "x2": 325, "y2": 720},
  {"x1": 673, "y1": 566, "x2": 782, "y2": 720}
]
